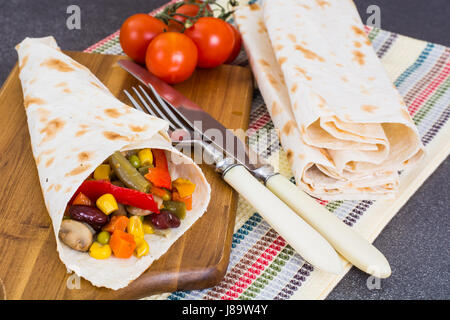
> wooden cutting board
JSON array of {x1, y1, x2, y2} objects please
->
[{"x1": 0, "y1": 51, "x2": 253, "y2": 300}]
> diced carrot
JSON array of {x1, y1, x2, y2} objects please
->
[
  {"x1": 109, "y1": 230, "x2": 136, "y2": 259},
  {"x1": 172, "y1": 191, "x2": 192, "y2": 211},
  {"x1": 102, "y1": 216, "x2": 129, "y2": 233},
  {"x1": 72, "y1": 192, "x2": 93, "y2": 206}
]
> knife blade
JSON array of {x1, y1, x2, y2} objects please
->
[{"x1": 119, "y1": 59, "x2": 391, "y2": 278}]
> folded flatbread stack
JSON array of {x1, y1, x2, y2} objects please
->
[
  {"x1": 234, "y1": 0, "x2": 424, "y2": 200},
  {"x1": 15, "y1": 37, "x2": 211, "y2": 289}
]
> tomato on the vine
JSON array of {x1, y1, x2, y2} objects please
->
[
  {"x1": 168, "y1": 1, "x2": 212, "y2": 31},
  {"x1": 119, "y1": 14, "x2": 167, "y2": 64},
  {"x1": 145, "y1": 32, "x2": 198, "y2": 84},
  {"x1": 184, "y1": 17, "x2": 235, "y2": 69},
  {"x1": 225, "y1": 23, "x2": 242, "y2": 64}
]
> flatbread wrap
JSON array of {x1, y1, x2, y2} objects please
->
[
  {"x1": 234, "y1": 0, "x2": 424, "y2": 200},
  {"x1": 15, "y1": 36, "x2": 211, "y2": 290}
]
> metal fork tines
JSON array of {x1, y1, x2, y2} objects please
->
[{"x1": 124, "y1": 85, "x2": 191, "y2": 133}]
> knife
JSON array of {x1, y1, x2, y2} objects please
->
[{"x1": 119, "y1": 60, "x2": 391, "y2": 278}]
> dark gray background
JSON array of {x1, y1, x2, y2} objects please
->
[{"x1": 0, "y1": 0, "x2": 448, "y2": 300}]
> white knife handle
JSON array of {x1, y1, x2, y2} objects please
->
[
  {"x1": 265, "y1": 174, "x2": 391, "y2": 278},
  {"x1": 223, "y1": 165, "x2": 343, "y2": 275}
]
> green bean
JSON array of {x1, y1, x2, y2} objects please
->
[
  {"x1": 162, "y1": 200, "x2": 186, "y2": 220},
  {"x1": 109, "y1": 151, "x2": 150, "y2": 193}
]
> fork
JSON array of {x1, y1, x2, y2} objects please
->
[{"x1": 124, "y1": 85, "x2": 345, "y2": 275}]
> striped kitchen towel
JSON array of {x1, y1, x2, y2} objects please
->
[{"x1": 85, "y1": 2, "x2": 450, "y2": 300}]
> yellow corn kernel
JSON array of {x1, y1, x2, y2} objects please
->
[
  {"x1": 93, "y1": 164, "x2": 111, "y2": 181},
  {"x1": 89, "y1": 242, "x2": 112, "y2": 259},
  {"x1": 142, "y1": 221, "x2": 154, "y2": 234},
  {"x1": 135, "y1": 239, "x2": 149, "y2": 258},
  {"x1": 172, "y1": 178, "x2": 196, "y2": 198},
  {"x1": 96, "y1": 193, "x2": 118, "y2": 215},
  {"x1": 127, "y1": 216, "x2": 145, "y2": 240},
  {"x1": 138, "y1": 149, "x2": 153, "y2": 166}
]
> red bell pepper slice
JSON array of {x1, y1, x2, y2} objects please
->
[
  {"x1": 144, "y1": 149, "x2": 172, "y2": 190},
  {"x1": 70, "y1": 180, "x2": 159, "y2": 213}
]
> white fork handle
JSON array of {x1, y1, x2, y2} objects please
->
[
  {"x1": 265, "y1": 174, "x2": 391, "y2": 278},
  {"x1": 223, "y1": 165, "x2": 343, "y2": 275}
]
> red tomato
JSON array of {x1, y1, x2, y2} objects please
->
[
  {"x1": 225, "y1": 23, "x2": 242, "y2": 64},
  {"x1": 184, "y1": 17, "x2": 235, "y2": 69},
  {"x1": 145, "y1": 32, "x2": 198, "y2": 84},
  {"x1": 119, "y1": 14, "x2": 167, "y2": 64},
  {"x1": 168, "y1": 2, "x2": 212, "y2": 31}
]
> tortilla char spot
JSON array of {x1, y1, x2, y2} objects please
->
[
  {"x1": 95, "y1": 115, "x2": 104, "y2": 121},
  {"x1": 103, "y1": 131, "x2": 130, "y2": 141},
  {"x1": 351, "y1": 25, "x2": 365, "y2": 37},
  {"x1": 19, "y1": 54, "x2": 30, "y2": 71},
  {"x1": 315, "y1": 94, "x2": 327, "y2": 109},
  {"x1": 55, "y1": 82, "x2": 68, "y2": 88},
  {"x1": 294, "y1": 101, "x2": 300, "y2": 110},
  {"x1": 341, "y1": 76, "x2": 349, "y2": 82},
  {"x1": 368, "y1": 76, "x2": 375, "y2": 81},
  {"x1": 63, "y1": 88, "x2": 71, "y2": 93},
  {"x1": 259, "y1": 59, "x2": 270, "y2": 67},
  {"x1": 282, "y1": 120, "x2": 296, "y2": 136},
  {"x1": 290, "y1": 83, "x2": 298, "y2": 93},
  {"x1": 75, "y1": 130, "x2": 87, "y2": 137},
  {"x1": 40, "y1": 118, "x2": 65, "y2": 143},
  {"x1": 336, "y1": 63, "x2": 343, "y2": 67},
  {"x1": 78, "y1": 152, "x2": 91, "y2": 162},
  {"x1": 24, "y1": 96, "x2": 45, "y2": 109},
  {"x1": 257, "y1": 20, "x2": 267, "y2": 34},
  {"x1": 287, "y1": 34, "x2": 296, "y2": 43},
  {"x1": 295, "y1": 44, "x2": 325, "y2": 62},
  {"x1": 54, "y1": 184, "x2": 62, "y2": 192},
  {"x1": 104, "y1": 108, "x2": 121, "y2": 118},
  {"x1": 298, "y1": 4, "x2": 311, "y2": 9},
  {"x1": 278, "y1": 57, "x2": 287, "y2": 66},
  {"x1": 65, "y1": 187, "x2": 72, "y2": 193},
  {"x1": 354, "y1": 41, "x2": 362, "y2": 48},
  {"x1": 45, "y1": 157, "x2": 55, "y2": 168},
  {"x1": 319, "y1": 149, "x2": 334, "y2": 163},
  {"x1": 294, "y1": 66, "x2": 312, "y2": 80},
  {"x1": 79, "y1": 124, "x2": 89, "y2": 129},
  {"x1": 271, "y1": 101, "x2": 283, "y2": 116},
  {"x1": 315, "y1": 0, "x2": 330, "y2": 8},
  {"x1": 249, "y1": 3, "x2": 260, "y2": 10},
  {"x1": 90, "y1": 81, "x2": 104, "y2": 90},
  {"x1": 129, "y1": 125, "x2": 147, "y2": 132},
  {"x1": 352, "y1": 50, "x2": 365, "y2": 65},
  {"x1": 236, "y1": 15, "x2": 247, "y2": 19},
  {"x1": 66, "y1": 164, "x2": 92, "y2": 177},
  {"x1": 286, "y1": 149, "x2": 294, "y2": 164},
  {"x1": 347, "y1": 161, "x2": 356, "y2": 170},
  {"x1": 266, "y1": 73, "x2": 278, "y2": 86},
  {"x1": 298, "y1": 153, "x2": 305, "y2": 160},
  {"x1": 47, "y1": 184, "x2": 54, "y2": 192},
  {"x1": 357, "y1": 187, "x2": 373, "y2": 192},
  {"x1": 361, "y1": 104, "x2": 378, "y2": 113},
  {"x1": 41, "y1": 59, "x2": 75, "y2": 72},
  {"x1": 274, "y1": 44, "x2": 284, "y2": 51}
]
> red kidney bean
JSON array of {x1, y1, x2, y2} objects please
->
[
  {"x1": 150, "y1": 210, "x2": 180, "y2": 229},
  {"x1": 68, "y1": 205, "x2": 109, "y2": 231}
]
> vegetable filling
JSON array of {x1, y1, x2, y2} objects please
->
[{"x1": 59, "y1": 148, "x2": 196, "y2": 260}]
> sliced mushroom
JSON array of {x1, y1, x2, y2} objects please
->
[
  {"x1": 125, "y1": 205, "x2": 153, "y2": 216},
  {"x1": 59, "y1": 219, "x2": 93, "y2": 252}
]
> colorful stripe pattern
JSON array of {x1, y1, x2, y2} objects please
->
[{"x1": 84, "y1": 4, "x2": 450, "y2": 300}]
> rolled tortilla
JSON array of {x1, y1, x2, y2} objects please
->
[
  {"x1": 234, "y1": 0, "x2": 424, "y2": 200},
  {"x1": 16, "y1": 36, "x2": 211, "y2": 290}
]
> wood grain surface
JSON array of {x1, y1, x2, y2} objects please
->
[{"x1": 0, "y1": 51, "x2": 253, "y2": 299}]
